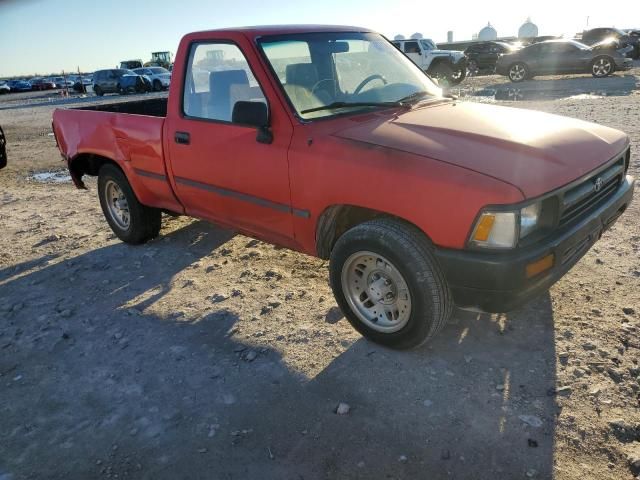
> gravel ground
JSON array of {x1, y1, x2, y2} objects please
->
[{"x1": 1, "y1": 66, "x2": 639, "y2": 480}]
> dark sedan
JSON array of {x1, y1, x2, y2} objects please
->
[
  {"x1": 30, "y1": 78, "x2": 56, "y2": 90},
  {"x1": 464, "y1": 41, "x2": 519, "y2": 74},
  {"x1": 496, "y1": 39, "x2": 633, "y2": 82},
  {"x1": 582, "y1": 27, "x2": 639, "y2": 59}
]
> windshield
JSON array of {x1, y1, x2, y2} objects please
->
[
  {"x1": 259, "y1": 32, "x2": 441, "y2": 120},
  {"x1": 419, "y1": 39, "x2": 437, "y2": 51}
]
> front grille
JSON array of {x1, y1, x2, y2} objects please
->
[{"x1": 558, "y1": 157, "x2": 625, "y2": 228}]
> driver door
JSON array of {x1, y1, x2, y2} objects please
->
[
  {"x1": 403, "y1": 41, "x2": 423, "y2": 67},
  {"x1": 165, "y1": 38, "x2": 295, "y2": 244}
]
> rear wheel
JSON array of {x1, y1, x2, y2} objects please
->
[
  {"x1": 591, "y1": 56, "x2": 614, "y2": 77},
  {"x1": 153, "y1": 79, "x2": 162, "y2": 91},
  {"x1": 508, "y1": 62, "x2": 528, "y2": 82},
  {"x1": 94, "y1": 85, "x2": 103, "y2": 96},
  {"x1": 329, "y1": 218, "x2": 453, "y2": 349},
  {"x1": 98, "y1": 164, "x2": 161, "y2": 244}
]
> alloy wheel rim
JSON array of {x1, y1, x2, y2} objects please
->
[
  {"x1": 104, "y1": 180, "x2": 130, "y2": 230},
  {"x1": 510, "y1": 64, "x2": 525, "y2": 81},
  {"x1": 593, "y1": 59, "x2": 611, "y2": 76},
  {"x1": 341, "y1": 251, "x2": 412, "y2": 333}
]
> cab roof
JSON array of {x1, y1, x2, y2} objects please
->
[{"x1": 189, "y1": 24, "x2": 374, "y2": 39}]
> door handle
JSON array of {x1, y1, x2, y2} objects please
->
[{"x1": 174, "y1": 131, "x2": 190, "y2": 145}]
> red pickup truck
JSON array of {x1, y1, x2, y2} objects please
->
[{"x1": 52, "y1": 25, "x2": 635, "y2": 349}]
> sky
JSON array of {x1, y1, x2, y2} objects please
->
[{"x1": 0, "y1": 0, "x2": 635, "y2": 77}]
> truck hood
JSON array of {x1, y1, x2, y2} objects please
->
[{"x1": 334, "y1": 101, "x2": 628, "y2": 198}]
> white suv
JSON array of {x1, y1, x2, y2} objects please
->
[
  {"x1": 392, "y1": 37, "x2": 467, "y2": 85},
  {"x1": 132, "y1": 67, "x2": 171, "y2": 91}
]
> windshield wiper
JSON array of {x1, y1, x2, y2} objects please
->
[
  {"x1": 396, "y1": 90, "x2": 434, "y2": 104},
  {"x1": 300, "y1": 101, "x2": 401, "y2": 114}
]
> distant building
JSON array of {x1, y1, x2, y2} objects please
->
[
  {"x1": 478, "y1": 22, "x2": 498, "y2": 40},
  {"x1": 393, "y1": 34, "x2": 405, "y2": 40},
  {"x1": 410, "y1": 32, "x2": 423, "y2": 39},
  {"x1": 447, "y1": 31, "x2": 453, "y2": 43},
  {"x1": 518, "y1": 17, "x2": 538, "y2": 38}
]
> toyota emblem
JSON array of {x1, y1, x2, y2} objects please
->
[{"x1": 594, "y1": 177, "x2": 603, "y2": 192}]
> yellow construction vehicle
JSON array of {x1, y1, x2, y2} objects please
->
[{"x1": 144, "y1": 52, "x2": 173, "y2": 70}]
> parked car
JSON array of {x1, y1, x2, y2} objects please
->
[
  {"x1": 0, "y1": 124, "x2": 6, "y2": 170},
  {"x1": 392, "y1": 37, "x2": 467, "y2": 85},
  {"x1": 464, "y1": 41, "x2": 519, "y2": 75},
  {"x1": 7, "y1": 80, "x2": 32, "y2": 92},
  {"x1": 581, "y1": 27, "x2": 639, "y2": 59},
  {"x1": 132, "y1": 67, "x2": 171, "y2": 91},
  {"x1": 52, "y1": 25, "x2": 634, "y2": 349},
  {"x1": 120, "y1": 60, "x2": 143, "y2": 70},
  {"x1": 52, "y1": 76, "x2": 74, "y2": 88},
  {"x1": 30, "y1": 78, "x2": 56, "y2": 90},
  {"x1": 92, "y1": 69, "x2": 152, "y2": 96},
  {"x1": 0, "y1": 82, "x2": 10, "y2": 94},
  {"x1": 496, "y1": 39, "x2": 633, "y2": 82}
]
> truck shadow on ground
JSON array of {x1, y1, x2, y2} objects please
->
[{"x1": 0, "y1": 221, "x2": 559, "y2": 480}]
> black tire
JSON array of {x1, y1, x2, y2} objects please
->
[
  {"x1": 329, "y1": 218, "x2": 453, "y2": 349},
  {"x1": 591, "y1": 56, "x2": 615, "y2": 78},
  {"x1": 508, "y1": 62, "x2": 528, "y2": 82},
  {"x1": 117, "y1": 84, "x2": 127, "y2": 95},
  {"x1": 153, "y1": 79, "x2": 162, "y2": 91},
  {"x1": 449, "y1": 65, "x2": 466, "y2": 85},
  {"x1": 94, "y1": 85, "x2": 103, "y2": 97},
  {"x1": 97, "y1": 164, "x2": 161, "y2": 244},
  {"x1": 428, "y1": 63, "x2": 454, "y2": 86}
]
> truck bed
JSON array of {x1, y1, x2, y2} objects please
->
[
  {"x1": 75, "y1": 97, "x2": 167, "y2": 117},
  {"x1": 52, "y1": 96, "x2": 182, "y2": 213}
]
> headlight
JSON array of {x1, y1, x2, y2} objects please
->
[
  {"x1": 470, "y1": 202, "x2": 543, "y2": 249},
  {"x1": 520, "y1": 203, "x2": 541, "y2": 238}
]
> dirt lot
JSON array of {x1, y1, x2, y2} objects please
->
[{"x1": 1, "y1": 68, "x2": 639, "y2": 480}]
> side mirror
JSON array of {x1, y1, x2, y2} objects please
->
[{"x1": 232, "y1": 101, "x2": 272, "y2": 144}]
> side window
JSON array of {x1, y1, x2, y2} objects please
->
[
  {"x1": 183, "y1": 42, "x2": 266, "y2": 122},
  {"x1": 404, "y1": 41, "x2": 420, "y2": 54}
]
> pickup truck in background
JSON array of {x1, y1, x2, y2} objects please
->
[{"x1": 52, "y1": 25, "x2": 635, "y2": 349}]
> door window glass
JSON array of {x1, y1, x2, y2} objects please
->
[
  {"x1": 183, "y1": 42, "x2": 266, "y2": 122},
  {"x1": 404, "y1": 41, "x2": 420, "y2": 54}
]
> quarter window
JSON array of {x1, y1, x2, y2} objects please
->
[{"x1": 183, "y1": 42, "x2": 266, "y2": 122}]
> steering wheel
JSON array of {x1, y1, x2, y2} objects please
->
[
  {"x1": 353, "y1": 74, "x2": 388, "y2": 95},
  {"x1": 311, "y1": 78, "x2": 336, "y2": 96}
]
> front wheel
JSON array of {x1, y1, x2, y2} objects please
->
[
  {"x1": 153, "y1": 80, "x2": 162, "y2": 91},
  {"x1": 329, "y1": 218, "x2": 453, "y2": 349},
  {"x1": 449, "y1": 65, "x2": 466, "y2": 85},
  {"x1": 98, "y1": 164, "x2": 161, "y2": 244},
  {"x1": 508, "y1": 62, "x2": 528, "y2": 82},
  {"x1": 591, "y1": 56, "x2": 614, "y2": 77}
]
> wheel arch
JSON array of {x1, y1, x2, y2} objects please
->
[
  {"x1": 68, "y1": 152, "x2": 125, "y2": 189},
  {"x1": 315, "y1": 204, "x2": 432, "y2": 260}
]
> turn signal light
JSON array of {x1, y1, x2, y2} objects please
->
[
  {"x1": 472, "y1": 214, "x2": 496, "y2": 242},
  {"x1": 526, "y1": 254, "x2": 555, "y2": 279}
]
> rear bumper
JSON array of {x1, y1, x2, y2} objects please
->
[{"x1": 434, "y1": 175, "x2": 635, "y2": 312}]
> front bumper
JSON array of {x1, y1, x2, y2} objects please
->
[
  {"x1": 434, "y1": 175, "x2": 635, "y2": 312},
  {"x1": 616, "y1": 58, "x2": 634, "y2": 70}
]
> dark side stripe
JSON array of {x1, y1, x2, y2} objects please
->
[
  {"x1": 174, "y1": 176, "x2": 310, "y2": 218},
  {"x1": 133, "y1": 168, "x2": 167, "y2": 181}
]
